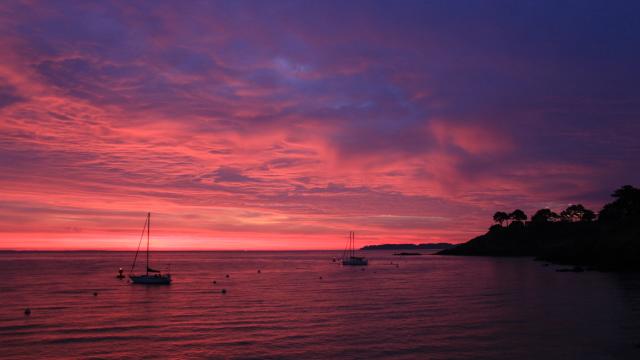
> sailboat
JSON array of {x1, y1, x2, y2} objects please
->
[
  {"x1": 129, "y1": 212, "x2": 172, "y2": 285},
  {"x1": 342, "y1": 231, "x2": 368, "y2": 266}
]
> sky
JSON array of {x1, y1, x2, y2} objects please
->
[{"x1": 1, "y1": 0, "x2": 640, "y2": 250}]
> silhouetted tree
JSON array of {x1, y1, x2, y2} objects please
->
[
  {"x1": 599, "y1": 185, "x2": 640, "y2": 223},
  {"x1": 442, "y1": 184, "x2": 640, "y2": 271},
  {"x1": 560, "y1": 204, "x2": 595, "y2": 222},
  {"x1": 493, "y1": 211, "x2": 509, "y2": 227},
  {"x1": 531, "y1": 208, "x2": 560, "y2": 223},
  {"x1": 509, "y1": 209, "x2": 527, "y2": 224},
  {"x1": 582, "y1": 209, "x2": 596, "y2": 222}
]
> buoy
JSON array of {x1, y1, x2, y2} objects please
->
[
  {"x1": 221, "y1": 289, "x2": 227, "y2": 294},
  {"x1": 319, "y1": 276, "x2": 323, "y2": 280},
  {"x1": 93, "y1": 292, "x2": 98, "y2": 296},
  {"x1": 117, "y1": 267, "x2": 125, "y2": 278},
  {"x1": 212, "y1": 280, "x2": 217, "y2": 284},
  {"x1": 24, "y1": 308, "x2": 31, "y2": 316},
  {"x1": 225, "y1": 274, "x2": 230, "y2": 278},
  {"x1": 257, "y1": 270, "x2": 261, "y2": 274}
]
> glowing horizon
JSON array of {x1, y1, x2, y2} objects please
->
[{"x1": 1, "y1": 1, "x2": 640, "y2": 250}]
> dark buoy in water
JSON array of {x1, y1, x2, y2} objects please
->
[
  {"x1": 221, "y1": 289, "x2": 227, "y2": 294},
  {"x1": 319, "y1": 276, "x2": 323, "y2": 280},
  {"x1": 212, "y1": 280, "x2": 217, "y2": 284},
  {"x1": 225, "y1": 274, "x2": 230, "y2": 278},
  {"x1": 93, "y1": 292, "x2": 98, "y2": 297},
  {"x1": 257, "y1": 270, "x2": 261, "y2": 274},
  {"x1": 24, "y1": 308, "x2": 31, "y2": 316},
  {"x1": 116, "y1": 267, "x2": 125, "y2": 279}
]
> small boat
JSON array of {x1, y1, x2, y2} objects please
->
[
  {"x1": 128, "y1": 212, "x2": 172, "y2": 285},
  {"x1": 342, "y1": 231, "x2": 368, "y2": 266}
]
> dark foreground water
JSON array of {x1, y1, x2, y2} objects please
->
[{"x1": 1, "y1": 251, "x2": 640, "y2": 359}]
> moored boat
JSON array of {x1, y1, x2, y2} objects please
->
[
  {"x1": 342, "y1": 231, "x2": 368, "y2": 266},
  {"x1": 128, "y1": 212, "x2": 172, "y2": 285}
]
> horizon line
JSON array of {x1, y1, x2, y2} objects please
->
[{"x1": 0, "y1": 248, "x2": 365, "y2": 252}]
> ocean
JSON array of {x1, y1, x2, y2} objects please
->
[{"x1": 1, "y1": 251, "x2": 639, "y2": 359}]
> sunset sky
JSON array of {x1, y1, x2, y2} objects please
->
[{"x1": 1, "y1": 1, "x2": 639, "y2": 250}]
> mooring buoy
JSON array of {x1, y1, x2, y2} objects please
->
[
  {"x1": 221, "y1": 289, "x2": 227, "y2": 294},
  {"x1": 24, "y1": 308, "x2": 31, "y2": 316}
]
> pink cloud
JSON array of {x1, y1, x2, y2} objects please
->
[
  {"x1": 429, "y1": 120, "x2": 513, "y2": 156},
  {"x1": 0, "y1": 1, "x2": 636, "y2": 250}
]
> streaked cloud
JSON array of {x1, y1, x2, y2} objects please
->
[{"x1": 1, "y1": 0, "x2": 639, "y2": 249}]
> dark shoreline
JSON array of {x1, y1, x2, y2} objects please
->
[{"x1": 437, "y1": 185, "x2": 640, "y2": 272}]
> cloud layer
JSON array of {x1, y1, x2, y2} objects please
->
[{"x1": 1, "y1": 0, "x2": 640, "y2": 249}]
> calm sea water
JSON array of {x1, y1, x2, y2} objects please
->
[{"x1": 1, "y1": 251, "x2": 639, "y2": 359}]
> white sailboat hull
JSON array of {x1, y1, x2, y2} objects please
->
[
  {"x1": 342, "y1": 256, "x2": 368, "y2": 266},
  {"x1": 129, "y1": 274, "x2": 172, "y2": 285}
]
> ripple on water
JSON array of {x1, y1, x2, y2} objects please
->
[{"x1": 1, "y1": 251, "x2": 639, "y2": 359}]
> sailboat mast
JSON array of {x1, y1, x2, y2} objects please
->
[
  {"x1": 351, "y1": 231, "x2": 354, "y2": 257},
  {"x1": 146, "y1": 212, "x2": 150, "y2": 276},
  {"x1": 349, "y1": 231, "x2": 353, "y2": 257}
]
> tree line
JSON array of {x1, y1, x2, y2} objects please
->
[
  {"x1": 492, "y1": 204, "x2": 596, "y2": 228},
  {"x1": 439, "y1": 185, "x2": 640, "y2": 270},
  {"x1": 490, "y1": 185, "x2": 640, "y2": 229}
]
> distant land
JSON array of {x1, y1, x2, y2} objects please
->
[
  {"x1": 438, "y1": 185, "x2": 640, "y2": 271},
  {"x1": 362, "y1": 243, "x2": 454, "y2": 250}
]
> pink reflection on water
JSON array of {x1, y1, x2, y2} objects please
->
[{"x1": 0, "y1": 251, "x2": 638, "y2": 359}]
